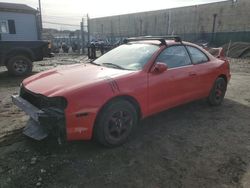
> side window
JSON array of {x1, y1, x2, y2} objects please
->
[
  {"x1": 8, "y1": 20, "x2": 16, "y2": 34},
  {"x1": 187, "y1": 46, "x2": 209, "y2": 64},
  {"x1": 0, "y1": 21, "x2": 9, "y2": 34},
  {"x1": 156, "y1": 46, "x2": 192, "y2": 68}
]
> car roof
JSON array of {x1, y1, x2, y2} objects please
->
[{"x1": 127, "y1": 40, "x2": 215, "y2": 60}]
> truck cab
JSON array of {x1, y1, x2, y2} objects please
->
[{"x1": 0, "y1": 2, "x2": 50, "y2": 76}]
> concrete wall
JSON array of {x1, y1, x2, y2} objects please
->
[
  {"x1": 89, "y1": 0, "x2": 250, "y2": 45},
  {"x1": 0, "y1": 11, "x2": 38, "y2": 41}
]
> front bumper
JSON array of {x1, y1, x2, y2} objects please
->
[{"x1": 12, "y1": 95, "x2": 65, "y2": 140}]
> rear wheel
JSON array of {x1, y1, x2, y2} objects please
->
[
  {"x1": 7, "y1": 55, "x2": 33, "y2": 76},
  {"x1": 208, "y1": 77, "x2": 227, "y2": 106},
  {"x1": 94, "y1": 100, "x2": 138, "y2": 147}
]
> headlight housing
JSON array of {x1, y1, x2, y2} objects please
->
[
  {"x1": 20, "y1": 85, "x2": 67, "y2": 110},
  {"x1": 44, "y1": 97, "x2": 68, "y2": 109}
]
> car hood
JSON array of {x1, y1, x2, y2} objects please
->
[{"x1": 23, "y1": 64, "x2": 135, "y2": 97}]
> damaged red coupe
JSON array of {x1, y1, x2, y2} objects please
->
[{"x1": 12, "y1": 36, "x2": 231, "y2": 147}]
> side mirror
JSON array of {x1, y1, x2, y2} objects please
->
[{"x1": 152, "y1": 62, "x2": 168, "y2": 73}]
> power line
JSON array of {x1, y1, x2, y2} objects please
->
[
  {"x1": 43, "y1": 14, "x2": 82, "y2": 20},
  {"x1": 43, "y1": 21, "x2": 79, "y2": 27}
]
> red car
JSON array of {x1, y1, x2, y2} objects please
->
[{"x1": 12, "y1": 36, "x2": 231, "y2": 147}]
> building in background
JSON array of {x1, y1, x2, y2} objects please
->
[
  {"x1": 89, "y1": 0, "x2": 250, "y2": 46},
  {"x1": 0, "y1": 2, "x2": 41, "y2": 41}
]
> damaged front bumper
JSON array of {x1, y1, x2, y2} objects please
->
[{"x1": 12, "y1": 95, "x2": 65, "y2": 141}]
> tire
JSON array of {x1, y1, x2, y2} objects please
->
[
  {"x1": 207, "y1": 77, "x2": 227, "y2": 106},
  {"x1": 7, "y1": 55, "x2": 33, "y2": 76},
  {"x1": 94, "y1": 100, "x2": 138, "y2": 147}
]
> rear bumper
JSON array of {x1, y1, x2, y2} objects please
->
[{"x1": 12, "y1": 95, "x2": 65, "y2": 140}]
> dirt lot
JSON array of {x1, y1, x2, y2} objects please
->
[{"x1": 0, "y1": 56, "x2": 250, "y2": 188}]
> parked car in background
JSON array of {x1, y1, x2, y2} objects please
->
[{"x1": 12, "y1": 36, "x2": 231, "y2": 147}]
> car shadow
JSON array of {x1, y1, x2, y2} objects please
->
[{"x1": 2, "y1": 97, "x2": 249, "y2": 151}]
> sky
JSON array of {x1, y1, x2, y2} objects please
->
[{"x1": 6, "y1": 0, "x2": 226, "y2": 30}]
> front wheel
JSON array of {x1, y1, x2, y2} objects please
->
[
  {"x1": 7, "y1": 55, "x2": 33, "y2": 76},
  {"x1": 94, "y1": 100, "x2": 138, "y2": 147},
  {"x1": 207, "y1": 77, "x2": 227, "y2": 106}
]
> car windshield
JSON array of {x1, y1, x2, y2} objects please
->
[{"x1": 94, "y1": 43, "x2": 159, "y2": 70}]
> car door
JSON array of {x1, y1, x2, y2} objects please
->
[
  {"x1": 186, "y1": 45, "x2": 215, "y2": 98},
  {"x1": 147, "y1": 45, "x2": 198, "y2": 115}
]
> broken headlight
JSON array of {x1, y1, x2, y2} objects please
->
[
  {"x1": 19, "y1": 85, "x2": 67, "y2": 110},
  {"x1": 43, "y1": 97, "x2": 68, "y2": 110}
]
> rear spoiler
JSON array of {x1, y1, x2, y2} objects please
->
[{"x1": 207, "y1": 47, "x2": 226, "y2": 60}]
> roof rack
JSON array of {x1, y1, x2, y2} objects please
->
[{"x1": 123, "y1": 36, "x2": 182, "y2": 45}]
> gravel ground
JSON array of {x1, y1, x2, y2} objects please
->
[{"x1": 0, "y1": 55, "x2": 250, "y2": 188}]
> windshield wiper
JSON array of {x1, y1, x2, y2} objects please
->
[
  {"x1": 102, "y1": 63, "x2": 125, "y2": 70},
  {"x1": 88, "y1": 61, "x2": 101, "y2": 66}
]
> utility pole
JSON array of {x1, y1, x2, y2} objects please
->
[
  {"x1": 81, "y1": 17, "x2": 85, "y2": 54},
  {"x1": 38, "y1": 0, "x2": 43, "y2": 29},
  {"x1": 38, "y1": 0, "x2": 42, "y2": 40},
  {"x1": 77, "y1": 30, "x2": 80, "y2": 54},
  {"x1": 87, "y1": 14, "x2": 90, "y2": 45}
]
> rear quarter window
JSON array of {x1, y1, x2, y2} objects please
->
[{"x1": 187, "y1": 46, "x2": 209, "y2": 64}]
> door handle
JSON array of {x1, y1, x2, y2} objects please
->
[{"x1": 189, "y1": 72, "x2": 197, "y2": 76}]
